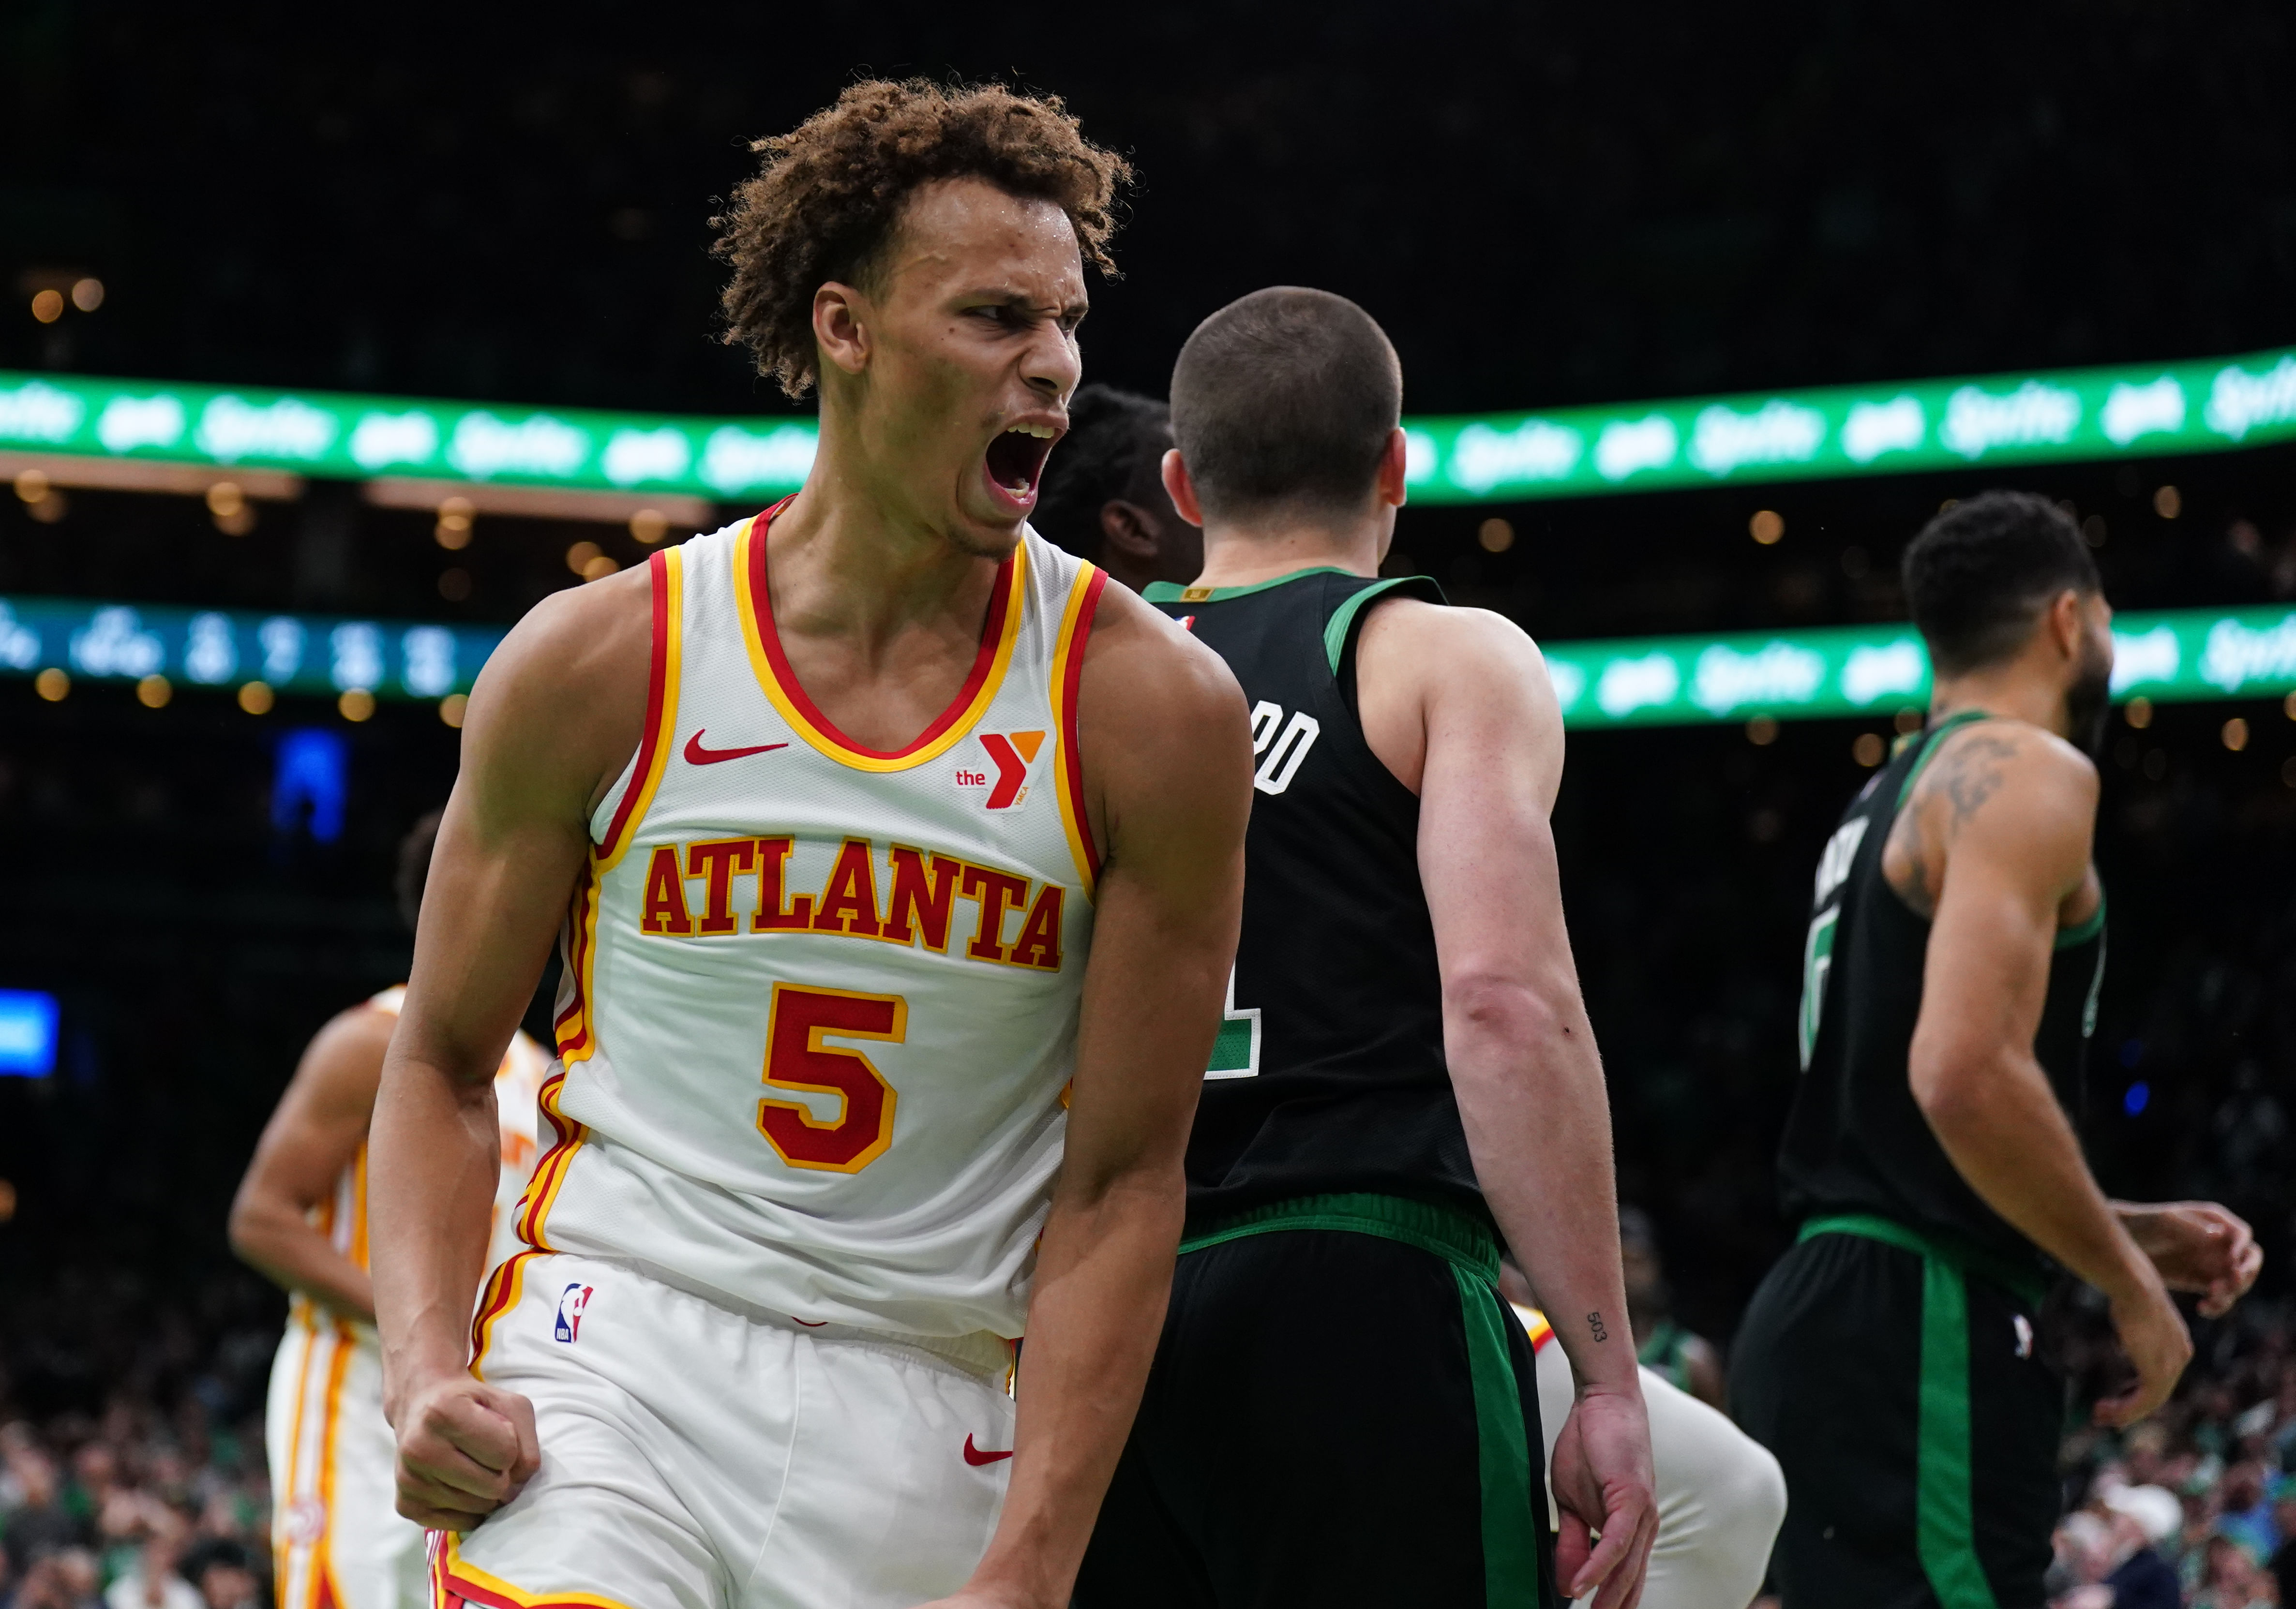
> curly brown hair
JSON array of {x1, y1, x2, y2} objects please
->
[{"x1": 713, "y1": 79, "x2": 1133, "y2": 399}]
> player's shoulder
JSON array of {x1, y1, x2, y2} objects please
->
[
  {"x1": 1080, "y1": 574, "x2": 1247, "y2": 728},
  {"x1": 1920, "y1": 715, "x2": 2099, "y2": 806},
  {"x1": 1359, "y1": 597, "x2": 1557, "y2": 712},
  {"x1": 291, "y1": 996, "x2": 400, "y2": 1099},
  {"x1": 478, "y1": 559, "x2": 654, "y2": 701},
  {"x1": 1360, "y1": 596, "x2": 1539, "y2": 665}
]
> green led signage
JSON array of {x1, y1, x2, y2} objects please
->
[
  {"x1": 1540, "y1": 606, "x2": 2296, "y2": 727},
  {"x1": 7, "y1": 595, "x2": 2291, "y2": 729},
  {"x1": 5, "y1": 345, "x2": 2295, "y2": 507}
]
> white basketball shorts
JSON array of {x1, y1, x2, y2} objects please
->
[
  {"x1": 434, "y1": 1252, "x2": 1018, "y2": 1609},
  {"x1": 1531, "y1": 1338, "x2": 1787, "y2": 1609},
  {"x1": 267, "y1": 1313, "x2": 432, "y2": 1609}
]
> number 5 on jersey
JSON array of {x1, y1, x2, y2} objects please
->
[{"x1": 760, "y1": 984, "x2": 903, "y2": 1172}]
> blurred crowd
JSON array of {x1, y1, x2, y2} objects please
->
[
  {"x1": 7, "y1": 1272, "x2": 2296, "y2": 1609},
  {"x1": 0, "y1": 1274, "x2": 274, "y2": 1609},
  {"x1": 2051, "y1": 1300, "x2": 2296, "y2": 1608}
]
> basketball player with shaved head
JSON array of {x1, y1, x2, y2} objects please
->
[
  {"x1": 1066, "y1": 289, "x2": 1655, "y2": 1609},
  {"x1": 1733, "y1": 492, "x2": 2262, "y2": 1607},
  {"x1": 366, "y1": 81, "x2": 1253, "y2": 1609},
  {"x1": 1043, "y1": 389, "x2": 1787, "y2": 1609}
]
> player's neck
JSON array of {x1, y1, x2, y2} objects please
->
[
  {"x1": 1929, "y1": 664, "x2": 2070, "y2": 739},
  {"x1": 1191, "y1": 511, "x2": 1386, "y2": 589},
  {"x1": 766, "y1": 427, "x2": 1007, "y2": 656}
]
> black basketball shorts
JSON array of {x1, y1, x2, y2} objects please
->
[
  {"x1": 1731, "y1": 1217, "x2": 2066, "y2": 1609},
  {"x1": 1075, "y1": 1192, "x2": 1559, "y2": 1609}
]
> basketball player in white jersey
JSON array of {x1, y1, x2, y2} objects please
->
[
  {"x1": 232, "y1": 812, "x2": 550, "y2": 1609},
  {"x1": 365, "y1": 81, "x2": 1253, "y2": 1609}
]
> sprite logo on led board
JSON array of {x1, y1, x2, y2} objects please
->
[{"x1": 11, "y1": 342, "x2": 2296, "y2": 508}]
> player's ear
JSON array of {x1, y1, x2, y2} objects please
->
[
  {"x1": 2043, "y1": 588, "x2": 2084, "y2": 661},
  {"x1": 1162, "y1": 449, "x2": 1206, "y2": 528},
  {"x1": 1376, "y1": 427, "x2": 1410, "y2": 509},
  {"x1": 813, "y1": 283, "x2": 870, "y2": 380},
  {"x1": 1099, "y1": 501, "x2": 1160, "y2": 566}
]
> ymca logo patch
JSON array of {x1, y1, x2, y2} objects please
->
[
  {"x1": 554, "y1": 1282, "x2": 594, "y2": 1342},
  {"x1": 954, "y1": 731, "x2": 1045, "y2": 812}
]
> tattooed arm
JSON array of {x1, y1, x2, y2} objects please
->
[{"x1": 1894, "y1": 721, "x2": 2189, "y2": 1424}]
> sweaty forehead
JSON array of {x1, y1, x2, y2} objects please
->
[{"x1": 880, "y1": 177, "x2": 1085, "y2": 303}]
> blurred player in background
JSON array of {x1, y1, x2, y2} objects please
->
[
  {"x1": 1027, "y1": 385, "x2": 1198, "y2": 596},
  {"x1": 367, "y1": 80, "x2": 1251, "y2": 1609},
  {"x1": 1732, "y1": 492, "x2": 2263, "y2": 1607},
  {"x1": 230, "y1": 812, "x2": 548, "y2": 1609},
  {"x1": 1044, "y1": 374, "x2": 1779, "y2": 1609},
  {"x1": 1615, "y1": 1207, "x2": 1723, "y2": 1410}
]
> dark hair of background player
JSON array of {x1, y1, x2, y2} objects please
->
[
  {"x1": 394, "y1": 809, "x2": 444, "y2": 933},
  {"x1": 713, "y1": 79, "x2": 1133, "y2": 400},
  {"x1": 1169, "y1": 286, "x2": 1401, "y2": 521},
  {"x1": 1032, "y1": 384, "x2": 1171, "y2": 563},
  {"x1": 1901, "y1": 491, "x2": 2103, "y2": 675}
]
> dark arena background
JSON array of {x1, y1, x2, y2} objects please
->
[{"x1": 4, "y1": 5, "x2": 2296, "y2": 1605}]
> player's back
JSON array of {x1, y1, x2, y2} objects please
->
[
  {"x1": 525, "y1": 507, "x2": 1106, "y2": 1339},
  {"x1": 1779, "y1": 712, "x2": 2104, "y2": 1271},
  {"x1": 1144, "y1": 568, "x2": 1482, "y2": 1230}
]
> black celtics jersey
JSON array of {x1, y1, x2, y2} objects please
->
[
  {"x1": 1143, "y1": 568, "x2": 1485, "y2": 1231},
  {"x1": 1778, "y1": 710, "x2": 2106, "y2": 1271}
]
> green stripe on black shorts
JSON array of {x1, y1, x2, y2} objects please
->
[
  {"x1": 1732, "y1": 1218, "x2": 2064, "y2": 1609},
  {"x1": 1075, "y1": 1192, "x2": 1560, "y2": 1609}
]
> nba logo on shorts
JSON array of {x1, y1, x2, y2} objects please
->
[
  {"x1": 555, "y1": 1282, "x2": 594, "y2": 1342},
  {"x1": 2012, "y1": 1313, "x2": 2034, "y2": 1359}
]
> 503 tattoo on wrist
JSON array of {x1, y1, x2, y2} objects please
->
[{"x1": 1587, "y1": 1312, "x2": 1609, "y2": 1343}]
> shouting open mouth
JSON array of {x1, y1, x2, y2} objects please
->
[{"x1": 982, "y1": 422, "x2": 1059, "y2": 516}]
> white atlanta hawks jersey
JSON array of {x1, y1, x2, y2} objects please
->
[{"x1": 501, "y1": 504, "x2": 1107, "y2": 1341}]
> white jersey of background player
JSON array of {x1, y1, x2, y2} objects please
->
[
  {"x1": 1500, "y1": 1261, "x2": 1787, "y2": 1609},
  {"x1": 232, "y1": 816, "x2": 549, "y2": 1609},
  {"x1": 365, "y1": 80, "x2": 1250, "y2": 1609}
]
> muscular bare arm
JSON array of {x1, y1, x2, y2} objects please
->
[
  {"x1": 943, "y1": 587, "x2": 1251, "y2": 1609},
  {"x1": 1357, "y1": 601, "x2": 1655, "y2": 1609},
  {"x1": 367, "y1": 566, "x2": 651, "y2": 1528},
  {"x1": 1901, "y1": 722, "x2": 2191, "y2": 1423},
  {"x1": 229, "y1": 1006, "x2": 396, "y2": 1322}
]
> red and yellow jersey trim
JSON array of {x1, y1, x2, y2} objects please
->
[
  {"x1": 433, "y1": 1531, "x2": 638, "y2": 1609},
  {"x1": 733, "y1": 502, "x2": 1027, "y2": 773},
  {"x1": 467, "y1": 1249, "x2": 536, "y2": 1381},
  {"x1": 512, "y1": 1073, "x2": 586, "y2": 1253},
  {"x1": 550, "y1": 865, "x2": 604, "y2": 1065},
  {"x1": 1514, "y1": 1303, "x2": 1556, "y2": 1355},
  {"x1": 1048, "y1": 564, "x2": 1107, "y2": 898},
  {"x1": 347, "y1": 1143, "x2": 370, "y2": 1271},
  {"x1": 596, "y1": 545, "x2": 684, "y2": 871}
]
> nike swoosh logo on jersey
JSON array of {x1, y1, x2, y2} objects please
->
[
  {"x1": 962, "y1": 1434, "x2": 1014, "y2": 1466},
  {"x1": 684, "y1": 731, "x2": 790, "y2": 765}
]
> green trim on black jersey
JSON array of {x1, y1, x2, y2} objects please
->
[
  {"x1": 2055, "y1": 894, "x2": 2107, "y2": 950},
  {"x1": 1322, "y1": 576, "x2": 1440, "y2": 675},
  {"x1": 1142, "y1": 566, "x2": 1360, "y2": 605},
  {"x1": 1895, "y1": 709, "x2": 1994, "y2": 807}
]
